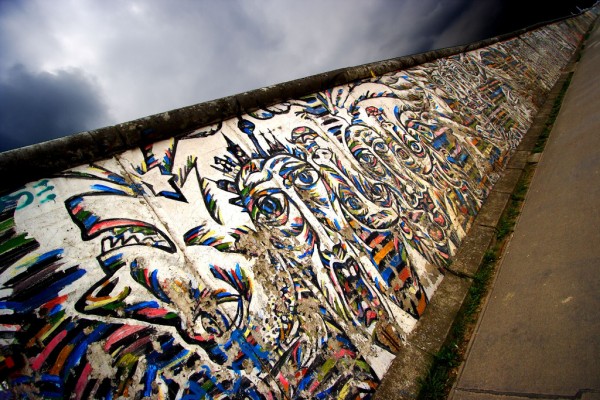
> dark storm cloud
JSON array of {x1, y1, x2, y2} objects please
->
[
  {"x1": 2, "y1": 0, "x2": 505, "y2": 131},
  {"x1": 0, "y1": 65, "x2": 111, "y2": 152},
  {"x1": 485, "y1": 0, "x2": 598, "y2": 38},
  {"x1": 367, "y1": 0, "x2": 486, "y2": 55},
  {"x1": 0, "y1": 0, "x2": 597, "y2": 151}
]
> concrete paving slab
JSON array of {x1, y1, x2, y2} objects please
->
[
  {"x1": 452, "y1": 19, "x2": 600, "y2": 399},
  {"x1": 374, "y1": 343, "x2": 433, "y2": 400},
  {"x1": 452, "y1": 389, "x2": 572, "y2": 400},
  {"x1": 527, "y1": 152, "x2": 542, "y2": 164},
  {"x1": 409, "y1": 273, "x2": 472, "y2": 354},
  {"x1": 472, "y1": 191, "x2": 510, "y2": 228},
  {"x1": 449, "y1": 225, "x2": 496, "y2": 276},
  {"x1": 506, "y1": 150, "x2": 529, "y2": 170},
  {"x1": 492, "y1": 168, "x2": 523, "y2": 194},
  {"x1": 515, "y1": 130, "x2": 541, "y2": 151}
]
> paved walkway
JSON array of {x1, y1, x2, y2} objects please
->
[{"x1": 450, "y1": 19, "x2": 600, "y2": 400}]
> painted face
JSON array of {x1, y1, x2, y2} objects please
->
[
  {"x1": 345, "y1": 125, "x2": 390, "y2": 179},
  {"x1": 392, "y1": 116, "x2": 435, "y2": 175},
  {"x1": 65, "y1": 191, "x2": 252, "y2": 365},
  {"x1": 237, "y1": 155, "x2": 392, "y2": 329},
  {"x1": 127, "y1": 257, "x2": 248, "y2": 349},
  {"x1": 345, "y1": 125, "x2": 430, "y2": 210},
  {"x1": 237, "y1": 157, "x2": 331, "y2": 259}
]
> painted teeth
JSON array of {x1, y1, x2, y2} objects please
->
[{"x1": 101, "y1": 230, "x2": 166, "y2": 253}]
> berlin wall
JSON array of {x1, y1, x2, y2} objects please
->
[{"x1": 0, "y1": 11, "x2": 595, "y2": 399}]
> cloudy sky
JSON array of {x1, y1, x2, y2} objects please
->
[{"x1": 0, "y1": 0, "x2": 596, "y2": 152}]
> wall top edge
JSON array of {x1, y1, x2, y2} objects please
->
[{"x1": 0, "y1": 9, "x2": 596, "y2": 194}]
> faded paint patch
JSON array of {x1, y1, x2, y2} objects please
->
[{"x1": 561, "y1": 296, "x2": 574, "y2": 304}]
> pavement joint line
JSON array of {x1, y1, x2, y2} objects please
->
[{"x1": 454, "y1": 387, "x2": 598, "y2": 400}]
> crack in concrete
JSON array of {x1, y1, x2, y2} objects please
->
[
  {"x1": 476, "y1": 223, "x2": 499, "y2": 230},
  {"x1": 455, "y1": 387, "x2": 600, "y2": 399},
  {"x1": 444, "y1": 267, "x2": 475, "y2": 280}
]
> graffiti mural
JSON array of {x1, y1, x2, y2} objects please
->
[{"x1": 0, "y1": 15, "x2": 591, "y2": 399}]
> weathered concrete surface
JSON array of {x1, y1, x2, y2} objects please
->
[
  {"x1": 372, "y1": 343, "x2": 434, "y2": 399},
  {"x1": 473, "y1": 191, "x2": 511, "y2": 228},
  {"x1": 0, "y1": 9, "x2": 596, "y2": 400},
  {"x1": 451, "y1": 18, "x2": 600, "y2": 400},
  {"x1": 448, "y1": 224, "x2": 496, "y2": 277},
  {"x1": 527, "y1": 152, "x2": 542, "y2": 164},
  {"x1": 408, "y1": 274, "x2": 472, "y2": 354},
  {"x1": 506, "y1": 150, "x2": 529, "y2": 170},
  {"x1": 491, "y1": 168, "x2": 523, "y2": 194}
]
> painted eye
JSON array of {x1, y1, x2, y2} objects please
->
[
  {"x1": 391, "y1": 144, "x2": 409, "y2": 160},
  {"x1": 346, "y1": 197, "x2": 360, "y2": 210},
  {"x1": 254, "y1": 193, "x2": 288, "y2": 225},
  {"x1": 359, "y1": 151, "x2": 375, "y2": 165},
  {"x1": 372, "y1": 139, "x2": 388, "y2": 155},
  {"x1": 293, "y1": 168, "x2": 320, "y2": 189},
  {"x1": 200, "y1": 312, "x2": 223, "y2": 335},
  {"x1": 371, "y1": 183, "x2": 387, "y2": 199},
  {"x1": 257, "y1": 195, "x2": 283, "y2": 216},
  {"x1": 409, "y1": 140, "x2": 424, "y2": 156}
]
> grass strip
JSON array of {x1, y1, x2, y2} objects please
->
[
  {"x1": 417, "y1": 166, "x2": 532, "y2": 400},
  {"x1": 416, "y1": 66, "x2": 577, "y2": 400},
  {"x1": 532, "y1": 71, "x2": 573, "y2": 153}
]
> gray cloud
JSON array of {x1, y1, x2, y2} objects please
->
[
  {"x1": 430, "y1": 1, "x2": 503, "y2": 50},
  {"x1": 0, "y1": 0, "x2": 594, "y2": 151},
  {"x1": 0, "y1": 65, "x2": 110, "y2": 152},
  {"x1": 1, "y1": 1, "x2": 502, "y2": 124}
]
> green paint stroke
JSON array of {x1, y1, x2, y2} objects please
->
[{"x1": 0, "y1": 232, "x2": 36, "y2": 255}]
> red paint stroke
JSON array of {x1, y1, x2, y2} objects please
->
[
  {"x1": 87, "y1": 219, "x2": 149, "y2": 236},
  {"x1": 4, "y1": 357, "x2": 14, "y2": 368},
  {"x1": 74, "y1": 362, "x2": 92, "y2": 400},
  {"x1": 136, "y1": 307, "x2": 169, "y2": 318},
  {"x1": 104, "y1": 325, "x2": 147, "y2": 352},
  {"x1": 334, "y1": 348, "x2": 356, "y2": 360},
  {"x1": 277, "y1": 372, "x2": 290, "y2": 392},
  {"x1": 31, "y1": 329, "x2": 68, "y2": 371},
  {"x1": 41, "y1": 294, "x2": 68, "y2": 311},
  {"x1": 120, "y1": 335, "x2": 152, "y2": 355}
]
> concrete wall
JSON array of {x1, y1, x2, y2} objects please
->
[{"x1": 0, "y1": 13, "x2": 593, "y2": 399}]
